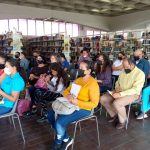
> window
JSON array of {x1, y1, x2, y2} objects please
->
[
  {"x1": 44, "y1": 21, "x2": 51, "y2": 35},
  {"x1": 66, "y1": 23, "x2": 72, "y2": 37},
  {"x1": 101, "y1": 31, "x2": 107, "y2": 35},
  {"x1": 86, "y1": 30, "x2": 93, "y2": 37},
  {"x1": 28, "y1": 20, "x2": 36, "y2": 36},
  {"x1": 36, "y1": 20, "x2": 44, "y2": 36},
  {"x1": 0, "y1": 20, "x2": 8, "y2": 34},
  {"x1": 73, "y1": 24, "x2": 78, "y2": 37},
  {"x1": 94, "y1": 31, "x2": 100, "y2": 36},
  {"x1": 59, "y1": 22, "x2": 65, "y2": 33},
  {"x1": 9, "y1": 19, "x2": 18, "y2": 32},
  {"x1": 52, "y1": 22, "x2": 58, "y2": 34},
  {"x1": 19, "y1": 19, "x2": 27, "y2": 35}
]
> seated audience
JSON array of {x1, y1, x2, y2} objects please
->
[
  {"x1": 28, "y1": 55, "x2": 48, "y2": 86},
  {"x1": 100, "y1": 59, "x2": 145, "y2": 129},
  {"x1": 112, "y1": 51, "x2": 126, "y2": 82},
  {"x1": 133, "y1": 49, "x2": 150, "y2": 79},
  {"x1": 27, "y1": 56, "x2": 49, "y2": 113},
  {"x1": 29, "y1": 51, "x2": 40, "y2": 69},
  {"x1": 48, "y1": 60, "x2": 100, "y2": 149},
  {"x1": 34, "y1": 63, "x2": 68, "y2": 122},
  {"x1": 96, "y1": 53, "x2": 112, "y2": 93},
  {"x1": 50, "y1": 53, "x2": 60, "y2": 64},
  {"x1": 60, "y1": 53, "x2": 70, "y2": 71},
  {"x1": 0, "y1": 59, "x2": 25, "y2": 115},
  {"x1": 136, "y1": 86, "x2": 150, "y2": 119},
  {"x1": 78, "y1": 48, "x2": 91, "y2": 64},
  {"x1": 142, "y1": 51, "x2": 149, "y2": 60},
  {"x1": 20, "y1": 52, "x2": 29, "y2": 71},
  {"x1": 0, "y1": 54, "x2": 7, "y2": 76}
]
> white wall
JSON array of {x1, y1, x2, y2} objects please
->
[
  {"x1": 0, "y1": 3, "x2": 110, "y2": 31},
  {"x1": 0, "y1": 3, "x2": 150, "y2": 32},
  {"x1": 109, "y1": 10, "x2": 150, "y2": 31}
]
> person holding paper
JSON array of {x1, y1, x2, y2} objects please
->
[
  {"x1": 100, "y1": 59, "x2": 145, "y2": 129},
  {"x1": 48, "y1": 60, "x2": 100, "y2": 150}
]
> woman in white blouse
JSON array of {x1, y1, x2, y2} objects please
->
[{"x1": 33, "y1": 63, "x2": 68, "y2": 122}]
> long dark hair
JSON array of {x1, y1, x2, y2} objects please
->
[
  {"x1": 96, "y1": 53, "x2": 111, "y2": 73},
  {"x1": 51, "y1": 63, "x2": 68, "y2": 89},
  {"x1": 7, "y1": 58, "x2": 27, "y2": 83}
]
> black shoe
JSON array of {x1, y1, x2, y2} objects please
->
[
  {"x1": 60, "y1": 138, "x2": 73, "y2": 150},
  {"x1": 50, "y1": 142, "x2": 62, "y2": 150}
]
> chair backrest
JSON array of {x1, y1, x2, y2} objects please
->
[
  {"x1": 111, "y1": 76, "x2": 116, "y2": 90},
  {"x1": 9, "y1": 98, "x2": 19, "y2": 114}
]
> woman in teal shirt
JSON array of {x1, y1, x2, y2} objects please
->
[{"x1": 0, "y1": 59, "x2": 25, "y2": 115}]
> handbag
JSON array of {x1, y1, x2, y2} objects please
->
[
  {"x1": 52, "y1": 97, "x2": 79, "y2": 115},
  {"x1": 34, "y1": 78, "x2": 48, "y2": 90},
  {"x1": 17, "y1": 89, "x2": 31, "y2": 116}
]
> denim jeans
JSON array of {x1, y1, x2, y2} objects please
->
[
  {"x1": 141, "y1": 86, "x2": 150, "y2": 113},
  {"x1": 48, "y1": 109, "x2": 91, "y2": 144},
  {"x1": 0, "y1": 106, "x2": 12, "y2": 115},
  {"x1": 100, "y1": 85, "x2": 111, "y2": 93}
]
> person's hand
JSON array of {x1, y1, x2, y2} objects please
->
[
  {"x1": 45, "y1": 75, "x2": 51, "y2": 83},
  {"x1": 71, "y1": 98, "x2": 78, "y2": 106},
  {"x1": 97, "y1": 80, "x2": 102, "y2": 83},
  {"x1": 112, "y1": 93, "x2": 121, "y2": 99},
  {"x1": 66, "y1": 94, "x2": 74, "y2": 102},
  {"x1": 29, "y1": 74, "x2": 35, "y2": 80}
]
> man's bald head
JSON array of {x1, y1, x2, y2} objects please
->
[{"x1": 134, "y1": 49, "x2": 143, "y2": 59}]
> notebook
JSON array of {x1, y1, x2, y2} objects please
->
[{"x1": 70, "y1": 83, "x2": 81, "y2": 98}]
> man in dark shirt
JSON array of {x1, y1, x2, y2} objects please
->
[{"x1": 133, "y1": 50, "x2": 150, "y2": 80}]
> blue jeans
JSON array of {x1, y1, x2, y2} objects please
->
[
  {"x1": 0, "y1": 106, "x2": 12, "y2": 115},
  {"x1": 141, "y1": 86, "x2": 150, "y2": 113},
  {"x1": 48, "y1": 109, "x2": 91, "y2": 144},
  {"x1": 100, "y1": 85, "x2": 111, "y2": 93}
]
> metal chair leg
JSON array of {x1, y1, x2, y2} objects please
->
[
  {"x1": 12, "y1": 116, "x2": 16, "y2": 130},
  {"x1": 16, "y1": 113, "x2": 25, "y2": 143},
  {"x1": 100, "y1": 105, "x2": 103, "y2": 116},
  {"x1": 71, "y1": 122, "x2": 78, "y2": 150},
  {"x1": 9, "y1": 116, "x2": 12, "y2": 124},
  {"x1": 141, "y1": 100, "x2": 145, "y2": 127},
  {"x1": 94, "y1": 116, "x2": 100, "y2": 148},
  {"x1": 79, "y1": 122, "x2": 82, "y2": 132},
  {"x1": 126, "y1": 104, "x2": 131, "y2": 130}
]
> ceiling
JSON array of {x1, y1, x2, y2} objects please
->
[{"x1": 1, "y1": 0, "x2": 150, "y2": 17}]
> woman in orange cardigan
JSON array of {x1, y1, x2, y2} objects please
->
[{"x1": 48, "y1": 60, "x2": 100, "y2": 150}]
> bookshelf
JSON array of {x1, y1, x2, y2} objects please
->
[
  {"x1": 142, "y1": 31, "x2": 150, "y2": 59},
  {"x1": 28, "y1": 34, "x2": 64, "y2": 55}
]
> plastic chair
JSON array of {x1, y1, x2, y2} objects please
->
[
  {"x1": 71, "y1": 109, "x2": 100, "y2": 150},
  {"x1": 0, "y1": 99, "x2": 25, "y2": 143},
  {"x1": 125, "y1": 94, "x2": 144, "y2": 130}
]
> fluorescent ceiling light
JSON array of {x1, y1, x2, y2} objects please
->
[
  {"x1": 91, "y1": 9, "x2": 100, "y2": 12},
  {"x1": 100, "y1": 0, "x2": 111, "y2": 3},
  {"x1": 101, "y1": 8, "x2": 109, "y2": 12},
  {"x1": 100, "y1": 0, "x2": 119, "y2": 3},
  {"x1": 124, "y1": 7, "x2": 134, "y2": 11}
]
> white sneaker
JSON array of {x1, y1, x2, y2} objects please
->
[{"x1": 136, "y1": 113, "x2": 148, "y2": 120}]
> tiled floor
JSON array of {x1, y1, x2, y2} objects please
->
[{"x1": 0, "y1": 107, "x2": 150, "y2": 150}]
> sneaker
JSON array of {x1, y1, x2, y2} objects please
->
[
  {"x1": 136, "y1": 113, "x2": 148, "y2": 120},
  {"x1": 60, "y1": 138, "x2": 73, "y2": 150}
]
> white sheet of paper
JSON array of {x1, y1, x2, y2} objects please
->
[{"x1": 70, "y1": 83, "x2": 81, "y2": 97}]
